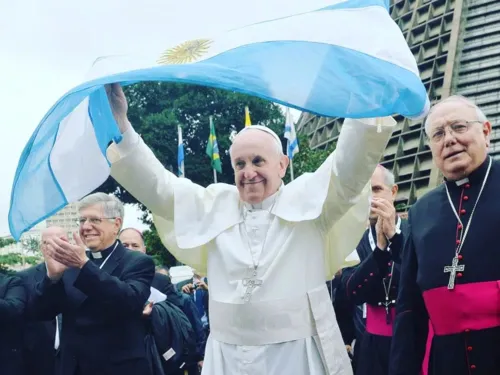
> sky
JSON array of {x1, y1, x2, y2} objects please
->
[{"x1": 0, "y1": 0, "x2": 314, "y2": 237}]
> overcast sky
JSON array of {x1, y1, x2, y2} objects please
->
[{"x1": 0, "y1": 0, "x2": 313, "y2": 237}]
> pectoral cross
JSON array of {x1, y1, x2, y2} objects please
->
[
  {"x1": 378, "y1": 297, "x2": 396, "y2": 324},
  {"x1": 242, "y1": 270, "x2": 263, "y2": 302},
  {"x1": 444, "y1": 256, "x2": 465, "y2": 290}
]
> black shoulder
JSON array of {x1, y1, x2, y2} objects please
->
[
  {"x1": 120, "y1": 245, "x2": 155, "y2": 266},
  {"x1": 408, "y1": 182, "x2": 446, "y2": 217}
]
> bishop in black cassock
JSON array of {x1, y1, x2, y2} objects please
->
[
  {"x1": 389, "y1": 96, "x2": 500, "y2": 375},
  {"x1": 342, "y1": 165, "x2": 408, "y2": 375}
]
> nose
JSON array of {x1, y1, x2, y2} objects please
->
[
  {"x1": 443, "y1": 128, "x2": 457, "y2": 147},
  {"x1": 242, "y1": 166, "x2": 258, "y2": 180},
  {"x1": 81, "y1": 221, "x2": 93, "y2": 231}
]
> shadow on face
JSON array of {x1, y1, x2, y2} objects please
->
[
  {"x1": 119, "y1": 229, "x2": 146, "y2": 253},
  {"x1": 230, "y1": 129, "x2": 289, "y2": 204}
]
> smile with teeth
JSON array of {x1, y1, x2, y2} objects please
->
[{"x1": 243, "y1": 180, "x2": 264, "y2": 185}]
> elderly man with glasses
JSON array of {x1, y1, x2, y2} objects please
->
[
  {"x1": 30, "y1": 193, "x2": 155, "y2": 375},
  {"x1": 389, "y1": 95, "x2": 500, "y2": 375}
]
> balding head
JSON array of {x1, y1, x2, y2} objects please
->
[
  {"x1": 229, "y1": 126, "x2": 289, "y2": 204},
  {"x1": 119, "y1": 228, "x2": 146, "y2": 253}
]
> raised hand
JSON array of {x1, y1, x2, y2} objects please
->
[
  {"x1": 46, "y1": 232, "x2": 88, "y2": 269},
  {"x1": 105, "y1": 83, "x2": 131, "y2": 133},
  {"x1": 375, "y1": 216, "x2": 388, "y2": 250},
  {"x1": 371, "y1": 197, "x2": 397, "y2": 240}
]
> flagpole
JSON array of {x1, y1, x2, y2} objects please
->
[
  {"x1": 213, "y1": 168, "x2": 218, "y2": 183},
  {"x1": 290, "y1": 159, "x2": 295, "y2": 181}
]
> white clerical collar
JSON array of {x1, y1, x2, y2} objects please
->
[{"x1": 242, "y1": 183, "x2": 283, "y2": 211}]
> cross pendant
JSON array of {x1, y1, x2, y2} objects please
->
[
  {"x1": 378, "y1": 298, "x2": 395, "y2": 324},
  {"x1": 444, "y1": 256, "x2": 465, "y2": 290},
  {"x1": 242, "y1": 275, "x2": 263, "y2": 302}
]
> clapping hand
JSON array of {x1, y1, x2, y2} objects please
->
[
  {"x1": 46, "y1": 232, "x2": 88, "y2": 269},
  {"x1": 42, "y1": 235, "x2": 69, "y2": 281},
  {"x1": 371, "y1": 198, "x2": 396, "y2": 249}
]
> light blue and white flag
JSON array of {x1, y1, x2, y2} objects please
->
[
  {"x1": 284, "y1": 108, "x2": 299, "y2": 159},
  {"x1": 178, "y1": 125, "x2": 185, "y2": 177},
  {"x1": 9, "y1": 0, "x2": 429, "y2": 239}
]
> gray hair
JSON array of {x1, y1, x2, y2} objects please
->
[
  {"x1": 377, "y1": 165, "x2": 395, "y2": 187},
  {"x1": 78, "y1": 193, "x2": 124, "y2": 223},
  {"x1": 424, "y1": 95, "x2": 488, "y2": 135}
]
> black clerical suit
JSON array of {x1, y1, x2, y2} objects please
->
[
  {"x1": 0, "y1": 273, "x2": 27, "y2": 375},
  {"x1": 17, "y1": 263, "x2": 57, "y2": 375},
  {"x1": 343, "y1": 217, "x2": 407, "y2": 375},
  {"x1": 31, "y1": 241, "x2": 155, "y2": 375},
  {"x1": 390, "y1": 157, "x2": 500, "y2": 375},
  {"x1": 152, "y1": 273, "x2": 206, "y2": 374}
]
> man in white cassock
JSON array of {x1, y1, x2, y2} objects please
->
[{"x1": 104, "y1": 83, "x2": 396, "y2": 375}]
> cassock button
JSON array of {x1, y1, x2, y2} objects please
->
[
  {"x1": 358, "y1": 285, "x2": 362, "y2": 288},
  {"x1": 467, "y1": 346, "x2": 473, "y2": 351},
  {"x1": 465, "y1": 183, "x2": 471, "y2": 189},
  {"x1": 457, "y1": 272, "x2": 463, "y2": 278},
  {"x1": 388, "y1": 273, "x2": 392, "y2": 277},
  {"x1": 465, "y1": 328, "x2": 470, "y2": 333},
  {"x1": 470, "y1": 365, "x2": 476, "y2": 370},
  {"x1": 456, "y1": 240, "x2": 461, "y2": 245},
  {"x1": 458, "y1": 224, "x2": 463, "y2": 229},
  {"x1": 370, "y1": 273, "x2": 374, "y2": 277},
  {"x1": 463, "y1": 196, "x2": 469, "y2": 201},
  {"x1": 458, "y1": 255, "x2": 463, "y2": 260},
  {"x1": 460, "y1": 209, "x2": 466, "y2": 215},
  {"x1": 387, "y1": 262, "x2": 392, "y2": 266},
  {"x1": 364, "y1": 279, "x2": 368, "y2": 282},
  {"x1": 352, "y1": 291, "x2": 357, "y2": 295}
]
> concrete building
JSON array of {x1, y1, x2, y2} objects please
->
[
  {"x1": 45, "y1": 202, "x2": 80, "y2": 239},
  {"x1": 297, "y1": 0, "x2": 500, "y2": 210}
]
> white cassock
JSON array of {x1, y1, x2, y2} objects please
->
[{"x1": 107, "y1": 117, "x2": 395, "y2": 375}]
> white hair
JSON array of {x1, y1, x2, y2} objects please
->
[
  {"x1": 78, "y1": 193, "x2": 124, "y2": 222},
  {"x1": 424, "y1": 95, "x2": 488, "y2": 135},
  {"x1": 377, "y1": 165, "x2": 395, "y2": 187},
  {"x1": 229, "y1": 125, "x2": 284, "y2": 168}
]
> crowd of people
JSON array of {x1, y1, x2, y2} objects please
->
[{"x1": 0, "y1": 86, "x2": 498, "y2": 375}]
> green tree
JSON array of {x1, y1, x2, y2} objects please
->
[
  {"x1": 0, "y1": 238, "x2": 15, "y2": 248},
  {"x1": 21, "y1": 237, "x2": 41, "y2": 254},
  {"x1": 283, "y1": 133, "x2": 336, "y2": 184}
]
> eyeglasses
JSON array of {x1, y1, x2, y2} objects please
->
[
  {"x1": 428, "y1": 121, "x2": 482, "y2": 143},
  {"x1": 77, "y1": 217, "x2": 116, "y2": 226}
]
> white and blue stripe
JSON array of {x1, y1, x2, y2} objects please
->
[
  {"x1": 8, "y1": 0, "x2": 429, "y2": 240},
  {"x1": 284, "y1": 108, "x2": 299, "y2": 159},
  {"x1": 178, "y1": 125, "x2": 185, "y2": 177}
]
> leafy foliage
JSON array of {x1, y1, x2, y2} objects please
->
[
  {"x1": 0, "y1": 238, "x2": 15, "y2": 249},
  {"x1": 21, "y1": 237, "x2": 41, "y2": 254},
  {"x1": 283, "y1": 133, "x2": 336, "y2": 183}
]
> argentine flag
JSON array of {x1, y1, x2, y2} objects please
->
[{"x1": 9, "y1": 0, "x2": 429, "y2": 240}]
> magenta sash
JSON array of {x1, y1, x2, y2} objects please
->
[
  {"x1": 366, "y1": 305, "x2": 395, "y2": 336},
  {"x1": 422, "y1": 281, "x2": 500, "y2": 336}
]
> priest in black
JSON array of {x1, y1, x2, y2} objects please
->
[
  {"x1": 342, "y1": 165, "x2": 408, "y2": 375},
  {"x1": 0, "y1": 272, "x2": 26, "y2": 375},
  {"x1": 31, "y1": 193, "x2": 155, "y2": 375},
  {"x1": 17, "y1": 262, "x2": 57, "y2": 375},
  {"x1": 389, "y1": 96, "x2": 500, "y2": 375}
]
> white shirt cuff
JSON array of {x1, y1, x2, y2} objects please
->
[{"x1": 115, "y1": 128, "x2": 140, "y2": 155}]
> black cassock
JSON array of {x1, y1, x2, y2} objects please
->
[
  {"x1": 0, "y1": 273, "x2": 26, "y2": 375},
  {"x1": 31, "y1": 242, "x2": 155, "y2": 375},
  {"x1": 342, "y1": 217, "x2": 407, "y2": 375},
  {"x1": 389, "y1": 157, "x2": 500, "y2": 375}
]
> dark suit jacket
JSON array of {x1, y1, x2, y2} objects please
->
[
  {"x1": 32, "y1": 242, "x2": 155, "y2": 375},
  {"x1": 17, "y1": 263, "x2": 57, "y2": 375},
  {"x1": 0, "y1": 274, "x2": 27, "y2": 375}
]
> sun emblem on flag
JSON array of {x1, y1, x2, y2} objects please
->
[{"x1": 157, "y1": 39, "x2": 213, "y2": 65}]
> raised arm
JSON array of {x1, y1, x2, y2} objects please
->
[{"x1": 319, "y1": 117, "x2": 396, "y2": 230}]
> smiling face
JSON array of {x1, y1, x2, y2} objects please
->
[
  {"x1": 78, "y1": 203, "x2": 122, "y2": 251},
  {"x1": 230, "y1": 129, "x2": 289, "y2": 204},
  {"x1": 427, "y1": 99, "x2": 491, "y2": 181}
]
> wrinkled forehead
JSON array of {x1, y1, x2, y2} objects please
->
[{"x1": 426, "y1": 99, "x2": 479, "y2": 130}]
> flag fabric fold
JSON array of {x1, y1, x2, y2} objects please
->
[
  {"x1": 284, "y1": 108, "x2": 299, "y2": 159},
  {"x1": 9, "y1": 0, "x2": 429, "y2": 239},
  {"x1": 206, "y1": 116, "x2": 222, "y2": 174}
]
